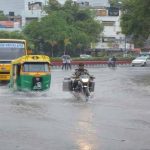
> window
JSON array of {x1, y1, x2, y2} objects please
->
[
  {"x1": 102, "y1": 21, "x2": 115, "y2": 26},
  {"x1": 108, "y1": 7, "x2": 119, "y2": 16},
  {"x1": 23, "y1": 63, "x2": 49, "y2": 72},
  {"x1": 102, "y1": 37, "x2": 116, "y2": 42},
  {"x1": 28, "y1": 2, "x2": 42, "y2": 10},
  {"x1": 96, "y1": 9, "x2": 107, "y2": 16},
  {"x1": 0, "y1": 42, "x2": 25, "y2": 60}
]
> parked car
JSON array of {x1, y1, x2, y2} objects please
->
[
  {"x1": 80, "y1": 54, "x2": 92, "y2": 59},
  {"x1": 131, "y1": 56, "x2": 150, "y2": 67}
]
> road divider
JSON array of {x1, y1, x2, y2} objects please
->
[{"x1": 51, "y1": 60, "x2": 131, "y2": 68}]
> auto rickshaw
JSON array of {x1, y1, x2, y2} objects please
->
[{"x1": 9, "y1": 55, "x2": 51, "y2": 91}]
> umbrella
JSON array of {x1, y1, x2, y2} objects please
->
[{"x1": 61, "y1": 55, "x2": 70, "y2": 59}]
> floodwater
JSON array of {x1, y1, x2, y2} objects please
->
[{"x1": 0, "y1": 66, "x2": 150, "y2": 150}]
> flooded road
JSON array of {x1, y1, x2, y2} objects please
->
[{"x1": 0, "y1": 66, "x2": 150, "y2": 150}]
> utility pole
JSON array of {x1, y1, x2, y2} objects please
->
[
  {"x1": 124, "y1": 35, "x2": 128, "y2": 57},
  {"x1": 124, "y1": 35, "x2": 126, "y2": 51}
]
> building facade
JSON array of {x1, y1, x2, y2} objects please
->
[
  {"x1": 22, "y1": 0, "x2": 47, "y2": 26},
  {"x1": 95, "y1": 7, "x2": 124, "y2": 50},
  {"x1": 0, "y1": 0, "x2": 47, "y2": 30},
  {"x1": 93, "y1": 6, "x2": 133, "y2": 51},
  {"x1": 0, "y1": 0, "x2": 133, "y2": 51},
  {"x1": 76, "y1": 0, "x2": 109, "y2": 7},
  {"x1": 75, "y1": 0, "x2": 134, "y2": 51}
]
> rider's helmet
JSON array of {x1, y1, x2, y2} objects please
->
[{"x1": 78, "y1": 63, "x2": 84, "y2": 70}]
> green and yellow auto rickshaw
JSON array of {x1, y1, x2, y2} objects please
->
[{"x1": 9, "y1": 55, "x2": 51, "y2": 91}]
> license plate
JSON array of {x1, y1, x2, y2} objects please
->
[{"x1": 33, "y1": 82, "x2": 42, "y2": 90}]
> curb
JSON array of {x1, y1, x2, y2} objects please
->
[{"x1": 51, "y1": 60, "x2": 131, "y2": 68}]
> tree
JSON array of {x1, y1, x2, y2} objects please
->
[
  {"x1": 0, "y1": 10, "x2": 7, "y2": 21},
  {"x1": 64, "y1": 38, "x2": 71, "y2": 55},
  {"x1": 23, "y1": 0, "x2": 103, "y2": 56},
  {"x1": 120, "y1": 0, "x2": 150, "y2": 47},
  {"x1": 48, "y1": 39, "x2": 57, "y2": 57},
  {"x1": 0, "y1": 31, "x2": 25, "y2": 39},
  {"x1": 44, "y1": 0, "x2": 61, "y2": 14},
  {"x1": 108, "y1": 0, "x2": 123, "y2": 7},
  {"x1": 23, "y1": 20, "x2": 43, "y2": 53}
]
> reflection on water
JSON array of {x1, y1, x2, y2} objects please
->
[
  {"x1": 1, "y1": 68, "x2": 150, "y2": 150},
  {"x1": 77, "y1": 139, "x2": 92, "y2": 150},
  {"x1": 129, "y1": 67, "x2": 150, "y2": 86},
  {"x1": 75, "y1": 105, "x2": 99, "y2": 150},
  {"x1": 132, "y1": 74, "x2": 150, "y2": 86}
]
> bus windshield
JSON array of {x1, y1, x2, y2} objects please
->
[
  {"x1": 0, "y1": 42, "x2": 25, "y2": 60},
  {"x1": 23, "y1": 62, "x2": 49, "y2": 72}
]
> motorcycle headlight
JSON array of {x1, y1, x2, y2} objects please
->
[{"x1": 81, "y1": 78, "x2": 89, "y2": 83}]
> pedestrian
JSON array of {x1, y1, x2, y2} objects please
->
[
  {"x1": 66, "y1": 57, "x2": 72, "y2": 70},
  {"x1": 62, "y1": 57, "x2": 67, "y2": 70}
]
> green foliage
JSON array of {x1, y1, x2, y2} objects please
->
[
  {"x1": 44, "y1": 0, "x2": 61, "y2": 13},
  {"x1": 23, "y1": 0, "x2": 103, "y2": 57},
  {"x1": 121, "y1": 0, "x2": 150, "y2": 46},
  {"x1": 0, "y1": 31, "x2": 26, "y2": 39},
  {"x1": 0, "y1": 10, "x2": 7, "y2": 21},
  {"x1": 108, "y1": 0, "x2": 123, "y2": 7},
  {"x1": 0, "y1": 31, "x2": 9, "y2": 38},
  {"x1": 23, "y1": 20, "x2": 42, "y2": 40},
  {"x1": 0, "y1": 30, "x2": 32, "y2": 50}
]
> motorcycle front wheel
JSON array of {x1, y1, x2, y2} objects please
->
[{"x1": 84, "y1": 87, "x2": 90, "y2": 101}]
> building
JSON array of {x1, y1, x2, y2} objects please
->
[
  {"x1": 0, "y1": 0, "x2": 133, "y2": 51},
  {"x1": 76, "y1": 0, "x2": 109, "y2": 7},
  {"x1": 22, "y1": 0, "x2": 47, "y2": 26},
  {"x1": 0, "y1": 0, "x2": 47, "y2": 30},
  {"x1": 75, "y1": 0, "x2": 134, "y2": 52},
  {"x1": 94, "y1": 6, "x2": 123, "y2": 50},
  {"x1": 93, "y1": 6, "x2": 134, "y2": 51}
]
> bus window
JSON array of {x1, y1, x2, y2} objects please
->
[{"x1": 0, "y1": 44, "x2": 25, "y2": 60}]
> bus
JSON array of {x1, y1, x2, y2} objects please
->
[{"x1": 0, "y1": 39, "x2": 28, "y2": 82}]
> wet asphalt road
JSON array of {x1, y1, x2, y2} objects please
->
[{"x1": 0, "y1": 66, "x2": 150, "y2": 150}]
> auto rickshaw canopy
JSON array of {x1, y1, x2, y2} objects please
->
[{"x1": 11, "y1": 55, "x2": 51, "y2": 65}]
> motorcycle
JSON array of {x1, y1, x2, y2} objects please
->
[
  {"x1": 108, "y1": 57, "x2": 117, "y2": 68},
  {"x1": 63, "y1": 74, "x2": 95, "y2": 101},
  {"x1": 108, "y1": 60, "x2": 116, "y2": 67}
]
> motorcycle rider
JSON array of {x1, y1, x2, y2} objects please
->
[
  {"x1": 74, "y1": 63, "x2": 89, "y2": 77},
  {"x1": 111, "y1": 56, "x2": 117, "y2": 67},
  {"x1": 72, "y1": 63, "x2": 93, "y2": 91}
]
